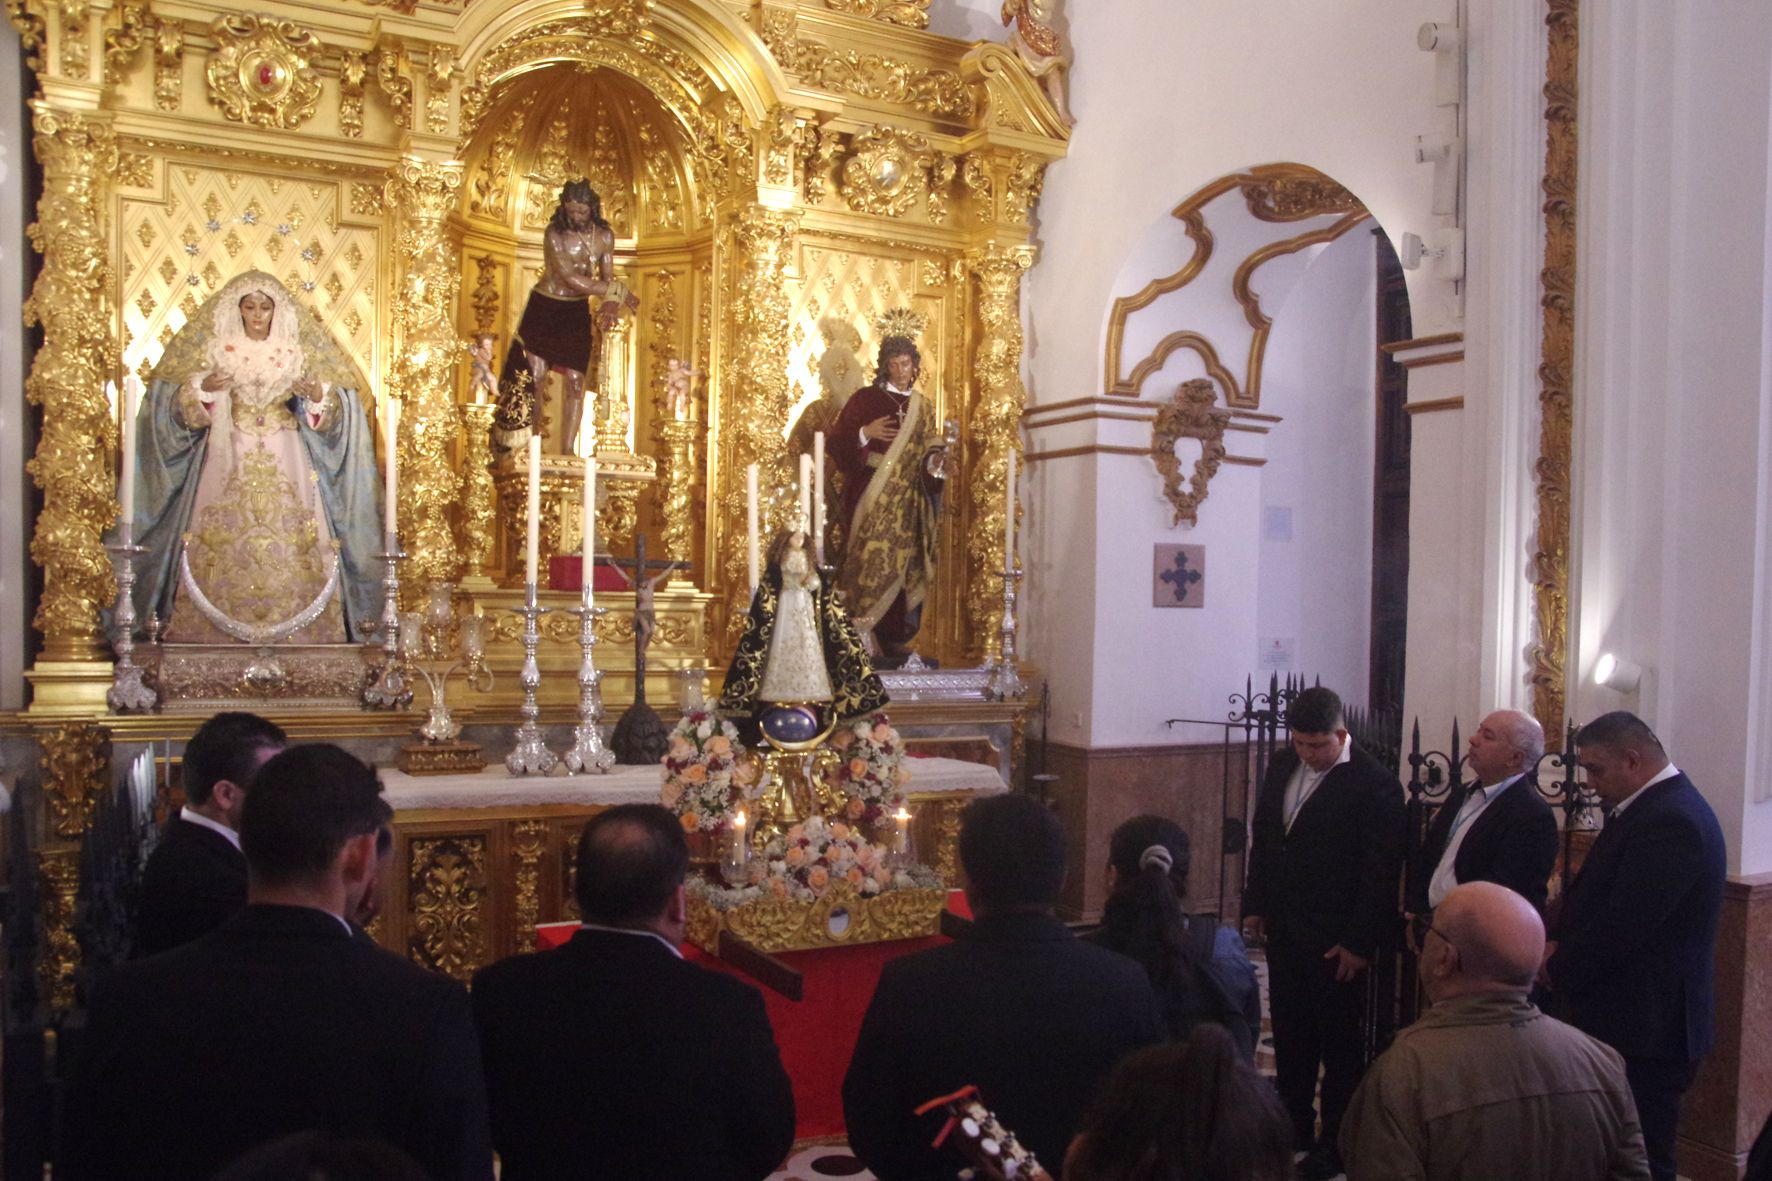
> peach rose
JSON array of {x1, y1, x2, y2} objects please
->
[
  {"x1": 847, "y1": 866, "x2": 865, "y2": 887},
  {"x1": 849, "y1": 758, "x2": 868, "y2": 778},
  {"x1": 831, "y1": 822, "x2": 851, "y2": 842},
  {"x1": 856, "y1": 843, "x2": 877, "y2": 869},
  {"x1": 768, "y1": 877, "x2": 790, "y2": 899},
  {"x1": 786, "y1": 824, "x2": 805, "y2": 843},
  {"x1": 661, "y1": 780, "x2": 683, "y2": 808},
  {"x1": 680, "y1": 812, "x2": 701, "y2": 832},
  {"x1": 847, "y1": 797, "x2": 866, "y2": 819},
  {"x1": 874, "y1": 865, "x2": 893, "y2": 888},
  {"x1": 705, "y1": 735, "x2": 732, "y2": 756},
  {"x1": 807, "y1": 865, "x2": 830, "y2": 890},
  {"x1": 831, "y1": 730, "x2": 855, "y2": 750},
  {"x1": 785, "y1": 846, "x2": 806, "y2": 867},
  {"x1": 872, "y1": 722, "x2": 893, "y2": 744},
  {"x1": 682, "y1": 763, "x2": 708, "y2": 785},
  {"x1": 668, "y1": 737, "x2": 694, "y2": 760},
  {"x1": 735, "y1": 760, "x2": 758, "y2": 785}
]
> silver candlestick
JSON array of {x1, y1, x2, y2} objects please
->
[
  {"x1": 363, "y1": 542, "x2": 412, "y2": 709},
  {"x1": 562, "y1": 590, "x2": 615, "y2": 774},
  {"x1": 107, "y1": 536, "x2": 157, "y2": 713},
  {"x1": 505, "y1": 582, "x2": 559, "y2": 775},
  {"x1": 988, "y1": 566, "x2": 1027, "y2": 701}
]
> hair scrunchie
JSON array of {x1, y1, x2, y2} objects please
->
[{"x1": 1138, "y1": 844, "x2": 1174, "y2": 874}]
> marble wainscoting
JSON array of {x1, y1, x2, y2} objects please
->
[
  {"x1": 1044, "y1": 741, "x2": 1253, "y2": 923},
  {"x1": 1681, "y1": 871, "x2": 1772, "y2": 1181}
]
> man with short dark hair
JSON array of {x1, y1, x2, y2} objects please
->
[
  {"x1": 1341, "y1": 882, "x2": 1649, "y2": 1180},
  {"x1": 471, "y1": 804, "x2": 795, "y2": 1181},
  {"x1": 1546, "y1": 711, "x2": 1726, "y2": 1181},
  {"x1": 133, "y1": 710, "x2": 286, "y2": 958},
  {"x1": 842, "y1": 793, "x2": 1165, "y2": 1179},
  {"x1": 1407, "y1": 708, "x2": 1558, "y2": 917},
  {"x1": 1242, "y1": 686, "x2": 1405, "y2": 1180},
  {"x1": 62, "y1": 745, "x2": 492, "y2": 1181}
]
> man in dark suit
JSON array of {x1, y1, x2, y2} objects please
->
[
  {"x1": 843, "y1": 793, "x2": 1165, "y2": 1180},
  {"x1": 1546, "y1": 711, "x2": 1726, "y2": 1181},
  {"x1": 61, "y1": 745, "x2": 492, "y2": 1181},
  {"x1": 1241, "y1": 687, "x2": 1405, "y2": 1181},
  {"x1": 133, "y1": 710, "x2": 286, "y2": 957},
  {"x1": 1407, "y1": 708, "x2": 1558, "y2": 917},
  {"x1": 472, "y1": 804, "x2": 795, "y2": 1181}
]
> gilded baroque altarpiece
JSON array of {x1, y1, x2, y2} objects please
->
[{"x1": 5, "y1": 0, "x2": 1064, "y2": 989}]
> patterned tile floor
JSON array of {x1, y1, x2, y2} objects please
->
[{"x1": 767, "y1": 941, "x2": 1301, "y2": 1181}]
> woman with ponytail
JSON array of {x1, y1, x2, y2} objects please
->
[{"x1": 1086, "y1": 816, "x2": 1261, "y2": 1058}]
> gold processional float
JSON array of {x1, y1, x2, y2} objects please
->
[{"x1": 8, "y1": 0, "x2": 1072, "y2": 981}]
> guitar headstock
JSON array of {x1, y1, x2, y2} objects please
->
[{"x1": 915, "y1": 1086, "x2": 1053, "y2": 1181}]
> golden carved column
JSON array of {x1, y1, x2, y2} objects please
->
[
  {"x1": 37, "y1": 724, "x2": 109, "y2": 1011},
  {"x1": 717, "y1": 206, "x2": 800, "y2": 636},
  {"x1": 23, "y1": 105, "x2": 118, "y2": 688},
  {"x1": 658, "y1": 419, "x2": 700, "y2": 567},
  {"x1": 964, "y1": 243, "x2": 1035, "y2": 664},
  {"x1": 384, "y1": 155, "x2": 466, "y2": 593},
  {"x1": 460, "y1": 403, "x2": 497, "y2": 585}
]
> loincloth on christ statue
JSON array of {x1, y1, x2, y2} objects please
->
[{"x1": 493, "y1": 290, "x2": 594, "y2": 451}]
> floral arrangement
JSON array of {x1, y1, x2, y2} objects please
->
[
  {"x1": 660, "y1": 709, "x2": 756, "y2": 832},
  {"x1": 825, "y1": 712, "x2": 910, "y2": 826}
]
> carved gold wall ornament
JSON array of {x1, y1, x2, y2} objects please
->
[
  {"x1": 793, "y1": 48, "x2": 975, "y2": 120},
  {"x1": 1241, "y1": 169, "x2": 1363, "y2": 222},
  {"x1": 1103, "y1": 200, "x2": 1218, "y2": 394},
  {"x1": 58, "y1": 0, "x2": 90, "y2": 77},
  {"x1": 376, "y1": 41, "x2": 414, "y2": 131},
  {"x1": 25, "y1": 105, "x2": 118, "y2": 662},
  {"x1": 470, "y1": 255, "x2": 501, "y2": 334},
  {"x1": 822, "y1": 0, "x2": 931, "y2": 31},
  {"x1": 338, "y1": 50, "x2": 368, "y2": 139},
  {"x1": 961, "y1": 153, "x2": 993, "y2": 223},
  {"x1": 40, "y1": 722, "x2": 108, "y2": 839},
  {"x1": 457, "y1": 10, "x2": 669, "y2": 140},
  {"x1": 964, "y1": 243, "x2": 1035, "y2": 662},
  {"x1": 205, "y1": 15, "x2": 323, "y2": 131},
  {"x1": 1151, "y1": 379, "x2": 1229, "y2": 527},
  {"x1": 6, "y1": 0, "x2": 46, "y2": 70},
  {"x1": 927, "y1": 153, "x2": 956, "y2": 225},
  {"x1": 841, "y1": 126, "x2": 933, "y2": 218},
  {"x1": 461, "y1": 404, "x2": 497, "y2": 581},
  {"x1": 1532, "y1": 0, "x2": 1578, "y2": 733},
  {"x1": 1230, "y1": 208, "x2": 1370, "y2": 408},
  {"x1": 408, "y1": 835, "x2": 489, "y2": 981},
  {"x1": 424, "y1": 47, "x2": 456, "y2": 135},
  {"x1": 104, "y1": 1, "x2": 149, "y2": 84},
  {"x1": 799, "y1": 123, "x2": 843, "y2": 206},
  {"x1": 512, "y1": 819, "x2": 547, "y2": 952},
  {"x1": 40, "y1": 851, "x2": 82, "y2": 1010},
  {"x1": 1001, "y1": 154, "x2": 1045, "y2": 225},
  {"x1": 659, "y1": 418, "x2": 700, "y2": 567},
  {"x1": 152, "y1": 18, "x2": 183, "y2": 111},
  {"x1": 467, "y1": 92, "x2": 534, "y2": 223}
]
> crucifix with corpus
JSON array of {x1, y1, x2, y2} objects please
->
[{"x1": 601, "y1": 535, "x2": 688, "y2": 764}]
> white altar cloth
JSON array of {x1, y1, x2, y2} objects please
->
[{"x1": 378, "y1": 755, "x2": 1008, "y2": 812}]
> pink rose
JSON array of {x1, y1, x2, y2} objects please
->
[
  {"x1": 786, "y1": 824, "x2": 805, "y2": 844},
  {"x1": 847, "y1": 797, "x2": 866, "y2": 819},
  {"x1": 769, "y1": 878, "x2": 790, "y2": 899},
  {"x1": 874, "y1": 865, "x2": 893, "y2": 888},
  {"x1": 831, "y1": 823, "x2": 851, "y2": 842},
  {"x1": 682, "y1": 764, "x2": 707, "y2": 785},
  {"x1": 785, "y1": 846, "x2": 806, "y2": 867},
  {"x1": 661, "y1": 780, "x2": 683, "y2": 808},
  {"x1": 705, "y1": 735, "x2": 731, "y2": 756},
  {"x1": 856, "y1": 844, "x2": 877, "y2": 869},
  {"x1": 668, "y1": 738, "x2": 693, "y2": 760},
  {"x1": 807, "y1": 866, "x2": 830, "y2": 890},
  {"x1": 846, "y1": 866, "x2": 865, "y2": 887},
  {"x1": 832, "y1": 730, "x2": 855, "y2": 750},
  {"x1": 872, "y1": 722, "x2": 893, "y2": 744}
]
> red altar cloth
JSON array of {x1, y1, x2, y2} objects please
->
[{"x1": 534, "y1": 891, "x2": 971, "y2": 1139}]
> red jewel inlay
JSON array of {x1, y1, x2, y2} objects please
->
[{"x1": 258, "y1": 64, "x2": 276, "y2": 87}]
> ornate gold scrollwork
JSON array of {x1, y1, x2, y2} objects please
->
[
  {"x1": 40, "y1": 722, "x2": 108, "y2": 840},
  {"x1": 964, "y1": 243, "x2": 1034, "y2": 662},
  {"x1": 706, "y1": 881, "x2": 947, "y2": 953},
  {"x1": 408, "y1": 835, "x2": 489, "y2": 981},
  {"x1": 376, "y1": 40, "x2": 413, "y2": 131},
  {"x1": 152, "y1": 18, "x2": 182, "y2": 111},
  {"x1": 793, "y1": 48, "x2": 974, "y2": 120},
  {"x1": 1151, "y1": 379, "x2": 1229, "y2": 527},
  {"x1": 822, "y1": 0, "x2": 931, "y2": 30},
  {"x1": 104, "y1": 2, "x2": 149, "y2": 84},
  {"x1": 461, "y1": 405, "x2": 497, "y2": 581},
  {"x1": 658, "y1": 420, "x2": 700, "y2": 567},
  {"x1": 799, "y1": 123, "x2": 844, "y2": 206},
  {"x1": 338, "y1": 50, "x2": 368, "y2": 139},
  {"x1": 25, "y1": 105, "x2": 117, "y2": 662},
  {"x1": 841, "y1": 126, "x2": 934, "y2": 218},
  {"x1": 205, "y1": 14, "x2": 323, "y2": 130},
  {"x1": 59, "y1": 0, "x2": 90, "y2": 76},
  {"x1": 1241, "y1": 168, "x2": 1363, "y2": 222},
  {"x1": 512, "y1": 819, "x2": 547, "y2": 952},
  {"x1": 1531, "y1": 0, "x2": 1578, "y2": 733},
  {"x1": 927, "y1": 153, "x2": 956, "y2": 224},
  {"x1": 424, "y1": 47, "x2": 456, "y2": 135},
  {"x1": 470, "y1": 255, "x2": 500, "y2": 335},
  {"x1": 6, "y1": 0, "x2": 46, "y2": 70},
  {"x1": 961, "y1": 153, "x2": 993, "y2": 223},
  {"x1": 39, "y1": 852, "x2": 82, "y2": 1010},
  {"x1": 597, "y1": 481, "x2": 641, "y2": 555}
]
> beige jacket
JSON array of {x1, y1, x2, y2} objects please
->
[{"x1": 1341, "y1": 992, "x2": 1650, "y2": 1181}]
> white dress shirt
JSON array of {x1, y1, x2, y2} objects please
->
[
  {"x1": 1426, "y1": 772, "x2": 1524, "y2": 908},
  {"x1": 1605, "y1": 762, "x2": 1681, "y2": 819},
  {"x1": 1283, "y1": 739, "x2": 1352, "y2": 832},
  {"x1": 179, "y1": 805, "x2": 241, "y2": 851},
  {"x1": 579, "y1": 922, "x2": 684, "y2": 959}
]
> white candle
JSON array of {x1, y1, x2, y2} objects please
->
[
  {"x1": 582, "y1": 453, "x2": 597, "y2": 601},
  {"x1": 745, "y1": 463, "x2": 760, "y2": 593},
  {"x1": 1004, "y1": 450, "x2": 1017, "y2": 569},
  {"x1": 813, "y1": 430, "x2": 826, "y2": 565},
  {"x1": 384, "y1": 398, "x2": 400, "y2": 550},
  {"x1": 526, "y1": 436, "x2": 542, "y2": 587},
  {"x1": 798, "y1": 452, "x2": 813, "y2": 531},
  {"x1": 119, "y1": 379, "x2": 140, "y2": 539},
  {"x1": 894, "y1": 806, "x2": 911, "y2": 857}
]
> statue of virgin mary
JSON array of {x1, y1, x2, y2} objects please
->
[{"x1": 127, "y1": 271, "x2": 384, "y2": 642}]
